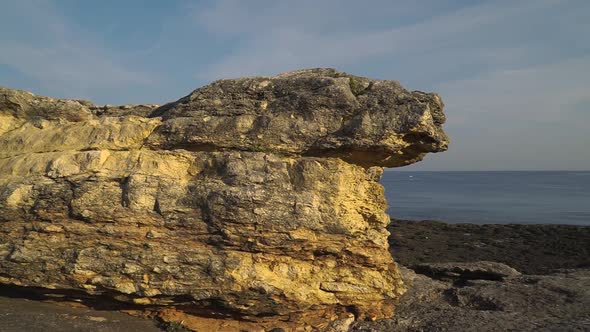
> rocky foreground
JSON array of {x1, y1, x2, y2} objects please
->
[
  {"x1": 1, "y1": 220, "x2": 588, "y2": 331},
  {"x1": 0, "y1": 69, "x2": 448, "y2": 330},
  {"x1": 350, "y1": 220, "x2": 590, "y2": 331}
]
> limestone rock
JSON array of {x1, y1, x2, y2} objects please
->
[
  {"x1": 147, "y1": 68, "x2": 448, "y2": 167},
  {"x1": 412, "y1": 261, "x2": 522, "y2": 281},
  {"x1": 0, "y1": 69, "x2": 448, "y2": 329}
]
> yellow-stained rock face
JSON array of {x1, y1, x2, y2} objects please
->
[
  {"x1": 0, "y1": 69, "x2": 448, "y2": 330},
  {"x1": 0, "y1": 116, "x2": 160, "y2": 158},
  {"x1": 0, "y1": 114, "x2": 23, "y2": 136}
]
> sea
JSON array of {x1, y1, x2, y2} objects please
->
[{"x1": 381, "y1": 171, "x2": 590, "y2": 226}]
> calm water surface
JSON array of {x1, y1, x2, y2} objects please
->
[{"x1": 381, "y1": 171, "x2": 590, "y2": 225}]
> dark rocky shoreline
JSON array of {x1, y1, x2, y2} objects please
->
[
  {"x1": 388, "y1": 219, "x2": 590, "y2": 274},
  {"x1": 1, "y1": 220, "x2": 589, "y2": 331},
  {"x1": 350, "y1": 219, "x2": 590, "y2": 331}
]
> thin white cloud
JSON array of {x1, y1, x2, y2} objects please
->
[
  {"x1": 0, "y1": 0, "x2": 152, "y2": 100},
  {"x1": 192, "y1": 0, "x2": 572, "y2": 80},
  {"x1": 415, "y1": 57, "x2": 590, "y2": 170},
  {"x1": 438, "y1": 57, "x2": 590, "y2": 123}
]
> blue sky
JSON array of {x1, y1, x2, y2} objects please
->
[{"x1": 1, "y1": 0, "x2": 589, "y2": 170}]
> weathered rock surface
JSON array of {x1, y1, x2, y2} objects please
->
[
  {"x1": 2, "y1": 220, "x2": 588, "y2": 331},
  {"x1": 412, "y1": 261, "x2": 521, "y2": 282},
  {"x1": 147, "y1": 68, "x2": 448, "y2": 168},
  {"x1": 0, "y1": 69, "x2": 448, "y2": 329},
  {"x1": 352, "y1": 265, "x2": 590, "y2": 331}
]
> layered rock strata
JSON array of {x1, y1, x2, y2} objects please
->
[{"x1": 0, "y1": 69, "x2": 448, "y2": 329}]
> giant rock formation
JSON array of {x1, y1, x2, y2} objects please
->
[{"x1": 0, "y1": 69, "x2": 448, "y2": 330}]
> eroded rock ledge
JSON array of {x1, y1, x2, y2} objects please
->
[{"x1": 0, "y1": 69, "x2": 448, "y2": 330}]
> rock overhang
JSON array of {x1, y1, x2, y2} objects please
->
[{"x1": 145, "y1": 68, "x2": 449, "y2": 168}]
